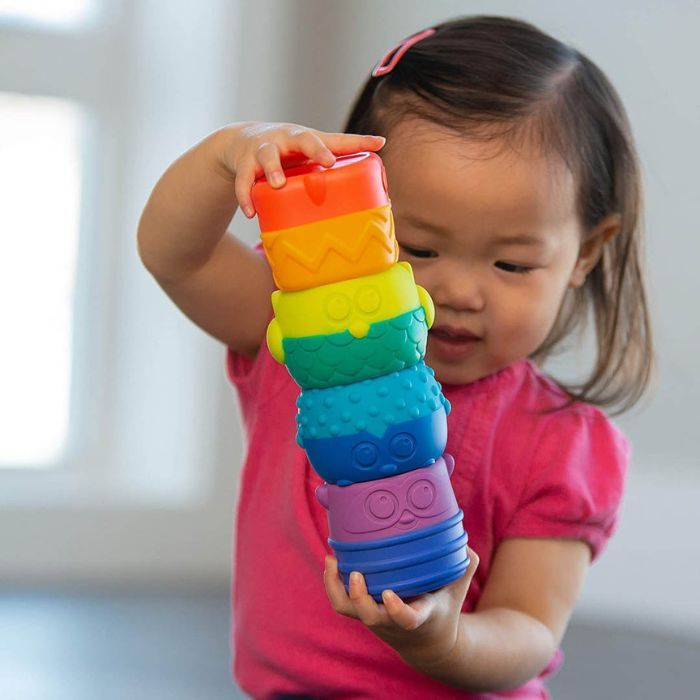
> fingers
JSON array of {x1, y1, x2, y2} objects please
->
[
  {"x1": 231, "y1": 122, "x2": 386, "y2": 219},
  {"x1": 234, "y1": 161, "x2": 257, "y2": 219},
  {"x1": 348, "y1": 570, "x2": 388, "y2": 627},
  {"x1": 256, "y1": 141, "x2": 286, "y2": 187},
  {"x1": 323, "y1": 555, "x2": 358, "y2": 618},
  {"x1": 324, "y1": 556, "x2": 393, "y2": 627},
  {"x1": 256, "y1": 130, "x2": 383, "y2": 186},
  {"x1": 288, "y1": 128, "x2": 337, "y2": 168},
  {"x1": 382, "y1": 588, "x2": 434, "y2": 631},
  {"x1": 324, "y1": 548, "x2": 479, "y2": 637},
  {"x1": 255, "y1": 132, "x2": 334, "y2": 191},
  {"x1": 315, "y1": 131, "x2": 386, "y2": 156}
]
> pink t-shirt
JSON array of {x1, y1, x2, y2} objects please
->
[{"x1": 225, "y1": 343, "x2": 630, "y2": 699}]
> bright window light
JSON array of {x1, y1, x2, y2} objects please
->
[
  {"x1": 0, "y1": 93, "x2": 82, "y2": 467},
  {"x1": 0, "y1": 0, "x2": 90, "y2": 27}
]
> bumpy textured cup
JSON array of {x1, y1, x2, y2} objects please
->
[
  {"x1": 282, "y1": 307, "x2": 428, "y2": 389},
  {"x1": 301, "y1": 408, "x2": 448, "y2": 485},
  {"x1": 315, "y1": 455, "x2": 470, "y2": 601},
  {"x1": 261, "y1": 205, "x2": 398, "y2": 291},
  {"x1": 266, "y1": 262, "x2": 434, "y2": 361},
  {"x1": 296, "y1": 362, "x2": 450, "y2": 484},
  {"x1": 296, "y1": 361, "x2": 448, "y2": 440}
]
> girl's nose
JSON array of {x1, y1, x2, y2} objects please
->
[{"x1": 429, "y1": 264, "x2": 486, "y2": 313}]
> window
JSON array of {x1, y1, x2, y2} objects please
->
[
  {"x1": 0, "y1": 93, "x2": 83, "y2": 467},
  {"x1": 0, "y1": 0, "x2": 238, "y2": 507},
  {"x1": 0, "y1": 0, "x2": 245, "y2": 591},
  {"x1": 0, "y1": 0, "x2": 95, "y2": 470}
]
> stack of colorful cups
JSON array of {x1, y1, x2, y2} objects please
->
[{"x1": 251, "y1": 152, "x2": 470, "y2": 601}]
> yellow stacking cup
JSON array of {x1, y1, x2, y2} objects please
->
[{"x1": 266, "y1": 261, "x2": 434, "y2": 363}]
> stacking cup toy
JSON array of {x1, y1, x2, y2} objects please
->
[{"x1": 252, "y1": 152, "x2": 470, "y2": 601}]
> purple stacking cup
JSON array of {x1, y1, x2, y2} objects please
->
[{"x1": 316, "y1": 454, "x2": 469, "y2": 600}]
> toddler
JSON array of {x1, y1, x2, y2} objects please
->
[{"x1": 137, "y1": 15, "x2": 654, "y2": 700}]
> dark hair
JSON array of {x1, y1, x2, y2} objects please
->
[{"x1": 343, "y1": 15, "x2": 655, "y2": 416}]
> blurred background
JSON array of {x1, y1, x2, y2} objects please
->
[{"x1": 0, "y1": 0, "x2": 698, "y2": 698}]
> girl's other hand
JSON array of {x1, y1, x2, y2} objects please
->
[
  {"x1": 323, "y1": 548, "x2": 479, "y2": 671},
  {"x1": 218, "y1": 122, "x2": 386, "y2": 218}
]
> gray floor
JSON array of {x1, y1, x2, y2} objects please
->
[{"x1": 1, "y1": 587, "x2": 697, "y2": 699}]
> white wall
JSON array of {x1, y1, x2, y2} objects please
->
[{"x1": 2, "y1": 0, "x2": 698, "y2": 640}]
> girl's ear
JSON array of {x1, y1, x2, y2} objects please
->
[{"x1": 568, "y1": 213, "x2": 621, "y2": 288}]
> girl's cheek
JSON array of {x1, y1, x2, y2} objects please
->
[{"x1": 411, "y1": 264, "x2": 437, "y2": 297}]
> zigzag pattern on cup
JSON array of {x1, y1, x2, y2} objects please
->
[{"x1": 261, "y1": 205, "x2": 398, "y2": 291}]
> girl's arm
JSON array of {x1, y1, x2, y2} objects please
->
[
  {"x1": 137, "y1": 123, "x2": 385, "y2": 358},
  {"x1": 413, "y1": 537, "x2": 590, "y2": 692},
  {"x1": 137, "y1": 125, "x2": 274, "y2": 358}
]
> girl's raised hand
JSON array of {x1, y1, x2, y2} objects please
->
[
  {"x1": 218, "y1": 122, "x2": 386, "y2": 219},
  {"x1": 323, "y1": 548, "x2": 479, "y2": 672}
]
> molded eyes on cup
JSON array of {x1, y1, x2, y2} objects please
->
[
  {"x1": 408, "y1": 480, "x2": 435, "y2": 510},
  {"x1": 389, "y1": 433, "x2": 415, "y2": 459},
  {"x1": 356, "y1": 287, "x2": 381, "y2": 313},
  {"x1": 367, "y1": 490, "x2": 398, "y2": 519},
  {"x1": 325, "y1": 293, "x2": 351, "y2": 321},
  {"x1": 353, "y1": 441, "x2": 379, "y2": 468},
  {"x1": 323, "y1": 287, "x2": 382, "y2": 322},
  {"x1": 352, "y1": 433, "x2": 417, "y2": 470}
]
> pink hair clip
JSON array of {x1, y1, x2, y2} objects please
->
[{"x1": 371, "y1": 27, "x2": 436, "y2": 78}]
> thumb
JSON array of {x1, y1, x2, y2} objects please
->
[
  {"x1": 410, "y1": 592, "x2": 438, "y2": 628},
  {"x1": 446, "y1": 546, "x2": 479, "y2": 599},
  {"x1": 465, "y1": 546, "x2": 480, "y2": 581}
]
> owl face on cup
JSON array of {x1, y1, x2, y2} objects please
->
[{"x1": 315, "y1": 455, "x2": 458, "y2": 541}]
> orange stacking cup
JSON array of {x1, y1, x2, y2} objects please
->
[{"x1": 251, "y1": 152, "x2": 398, "y2": 291}]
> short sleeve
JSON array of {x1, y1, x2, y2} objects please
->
[
  {"x1": 225, "y1": 345, "x2": 267, "y2": 402},
  {"x1": 501, "y1": 408, "x2": 631, "y2": 562}
]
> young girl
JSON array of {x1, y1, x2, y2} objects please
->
[{"x1": 137, "y1": 15, "x2": 654, "y2": 700}]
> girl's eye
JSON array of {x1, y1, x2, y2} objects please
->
[
  {"x1": 399, "y1": 243, "x2": 437, "y2": 259},
  {"x1": 495, "y1": 261, "x2": 534, "y2": 274}
]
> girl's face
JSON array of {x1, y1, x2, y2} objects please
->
[{"x1": 381, "y1": 119, "x2": 586, "y2": 386}]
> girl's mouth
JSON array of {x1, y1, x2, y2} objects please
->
[
  {"x1": 428, "y1": 326, "x2": 482, "y2": 360},
  {"x1": 430, "y1": 325, "x2": 481, "y2": 341}
]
